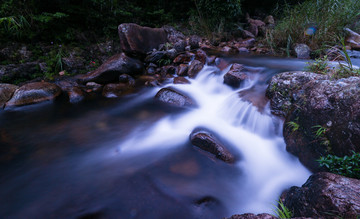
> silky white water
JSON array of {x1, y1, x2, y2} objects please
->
[{"x1": 115, "y1": 63, "x2": 311, "y2": 215}]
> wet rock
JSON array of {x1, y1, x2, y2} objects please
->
[
  {"x1": 173, "y1": 53, "x2": 193, "y2": 64},
  {"x1": 239, "y1": 38, "x2": 256, "y2": 48},
  {"x1": 118, "y1": 74, "x2": 135, "y2": 86},
  {"x1": 223, "y1": 63, "x2": 247, "y2": 88},
  {"x1": 221, "y1": 46, "x2": 238, "y2": 54},
  {"x1": 135, "y1": 75, "x2": 160, "y2": 87},
  {"x1": 0, "y1": 84, "x2": 18, "y2": 108},
  {"x1": 295, "y1": 44, "x2": 311, "y2": 59},
  {"x1": 266, "y1": 72, "x2": 360, "y2": 171},
  {"x1": 189, "y1": 35, "x2": 201, "y2": 49},
  {"x1": 173, "y1": 77, "x2": 190, "y2": 84},
  {"x1": 238, "y1": 47, "x2": 250, "y2": 53},
  {"x1": 118, "y1": 23, "x2": 168, "y2": 57},
  {"x1": 173, "y1": 40, "x2": 186, "y2": 53},
  {"x1": 78, "y1": 53, "x2": 143, "y2": 84},
  {"x1": 67, "y1": 87, "x2": 85, "y2": 103},
  {"x1": 0, "y1": 62, "x2": 42, "y2": 83},
  {"x1": 85, "y1": 82, "x2": 103, "y2": 92},
  {"x1": 188, "y1": 60, "x2": 204, "y2": 78},
  {"x1": 282, "y1": 172, "x2": 360, "y2": 218},
  {"x1": 345, "y1": 28, "x2": 360, "y2": 50},
  {"x1": 102, "y1": 83, "x2": 133, "y2": 98},
  {"x1": 165, "y1": 48, "x2": 177, "y2": 60},
  {"x1": 177, "y1": 64, "x2": 189, "y2": 77},
  {"x1": 155, "y1": 87, "x2": 196, "y2": 107},
  {"x1": 163, "y1": 25, "x2": 186, "y2": 44},
  {"x1": 145, "y1": 51, "x2": 166, "y2": 63},
  {"x1": 195, "y1": 49, "x2": 207, "y2": 65},
  {"x1": 240, "y1": 30, "x2": 255, "y2": 39},
  {"x1": 226, "y1": 213, "x2": 276, "y2": 219},
  {"x1": 160, "y1": 65, "x2": 177, "y2": 76},
  {"x1": 190, "y1": 129, "x2": 235, "y2": 163},
  {"x1": 5, "y1": 82, "x2": 61, "y2": 107}
]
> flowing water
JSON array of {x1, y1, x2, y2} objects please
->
[{"x1": 0, "y1": 55, "x2": 311, "y2": 219}]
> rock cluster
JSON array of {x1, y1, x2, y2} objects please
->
[{"x1": 266, "y1": 72, "x2": 360, "y2": 172}]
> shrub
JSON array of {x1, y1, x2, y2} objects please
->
[
  {"x1": 191, "y1": 0, "x2": 242, "y2": 34},
  {"x1": 271, "y1": 0, "x2": 360, "y2": 50},
  {"x1": 318, "y1": 151, "x2": 360, "y2": 179}
]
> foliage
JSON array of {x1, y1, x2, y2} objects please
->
[
  {"x1": 318, "y1": 151, "x2": 360, "y2": 179},
  {"x1": 312, "y1": 125, "x2": 328, "y2": 138},
  {"x1": 0, "y1": 0, "x2": 194, "y2": 43},
  {"x1": 271, "y1": 0, "x2": 360, "y2": 50},
  {"x1": 272, "y1": 200, "x2": 293, "y2": 219},
  {"x1": 287, "y1": 121, "x2": 299, "y2": 132},
  {"x1": 333, "y1": 37, "x2": 360, "y2": 79},
  {"x1": 306, "y1": 56, "x2": 330, "y2": 74},
  {"x1": 191, "y1": 0, "x2": 242, "y2": 36}
]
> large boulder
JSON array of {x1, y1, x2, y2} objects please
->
[
  {"x1": 188, "y1": 60, "x2": 204, "y2": 78},
  {"x1": 118, "y1": 23, "x2": 168, "y2": 57},
  {"x1": 77, "y1": 53, "x2": 143, "y2": 84},
  {"x1": 5, "y1": 82, "x2": 61, "y2": 107},
  {"x1": 190, "y1": 129, "x2": 236, "y2": 163},
  {"x1": 0, "y1": 83, "x2": 18, "y2": 108},
  {"x1": 282, "y1": 172, "x2": 360, "y2": 218},
  {"x1": 266, "y1": 72, "x2": 360, "y2": 171},
  {"x1": 155, "y1": 87, "x2": 196, "y2": 108}
]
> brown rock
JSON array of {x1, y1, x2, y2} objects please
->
[
  {"x1": 177, "y1": 64, "x2": 189, "y2": 76},
  {"x1": 173, "y1": 77, "x2": 190, "y2": 84},
  {"x1": 188, "y1": 60, "x2": 204, "y2": 78},
  {"x1": 190, "y1": 128, "x2": 235, "y2": 163},
  {"x1": 78, "y1": 53, "x2": 143, "y2": 84},
  {"x1": 5, "y1": 82, "x2": 61, "y2": 107},
  {"x1": 102, "y1": 83, "x2": 133, "y2": 98},
  {"x1": 223, "y1": 63, "x2": 247, "y2": 88},
  {"x1": 67, "y1": 87, "x2": 84, "y2": 103},
  {"x1": 173, "y1": 53, "x2": 193, "y2": 64},
  {"x1": 155, "y1": 87, "x2": 196, "y2": 108},
  {"x1": 0, "y1": 83, "x2": 18, "y2": 108},
  {"x1": 118, "y1": 23, "x2": 168, "y2": 57},
  {"x1": 195, "y1": 49, "x2": 207, "y2": 65},
  {"x1": 282, "y1": 172, "x2": 360, "y2": 218}
]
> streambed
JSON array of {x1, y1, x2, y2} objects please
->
[{"x1": 0, "y1": 55, "x2": 311, "y2": 219}]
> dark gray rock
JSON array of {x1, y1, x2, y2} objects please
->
[
  {"x1": 190, "y1": 129, "x2": 235, "y2": 163},
  {"x1": 295, "y1": 44, "x2": 311, "y2": 59},
  {"x1": 77, "y1": 53, "x2": 143, "y2": 84},
  {"x1": 5, "y1": 82, "x2": 61, "y2": 107},
  {"x1": 155, "y1": 87, "x2": 196, "y2": 108},
  {"x1": 0, "y1": 83, "x2": 18, "y2": 108},
  {"x1": 173, "y1": 40, "x2": 186, "y2": 53},
  {"x1": 145, "y1": 51, "x2": 166, "y2": 63},
  {"x1": 189, "y1": 35, "x2": 201, "y2": 49},
  {"x1": 282, "y1": 172, "x2": 360, "y2": 218},
  {"x1": 266, "y1": 72, "x2": 360, "y2": 171}
]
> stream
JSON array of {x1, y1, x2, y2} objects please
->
[{"x1": 0, "y1": 55, "x2": 311, "y2": 219}]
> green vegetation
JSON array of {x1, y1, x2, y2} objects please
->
[
  {"x1": 305, "y1": 56, "x2": 329, "y2": 74},
  {"x1": 318, "y1": 151, "x2": 360, "y2": 179},
  {"x1": 287, "y1": 121, "x2": 299, "y2": 133},
  {"x1": 272, "y1": 200, "x2": 293, "y2": 219},
  {"x1": 271, "y1": 0, "x2": 360, "y2": 50}
]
